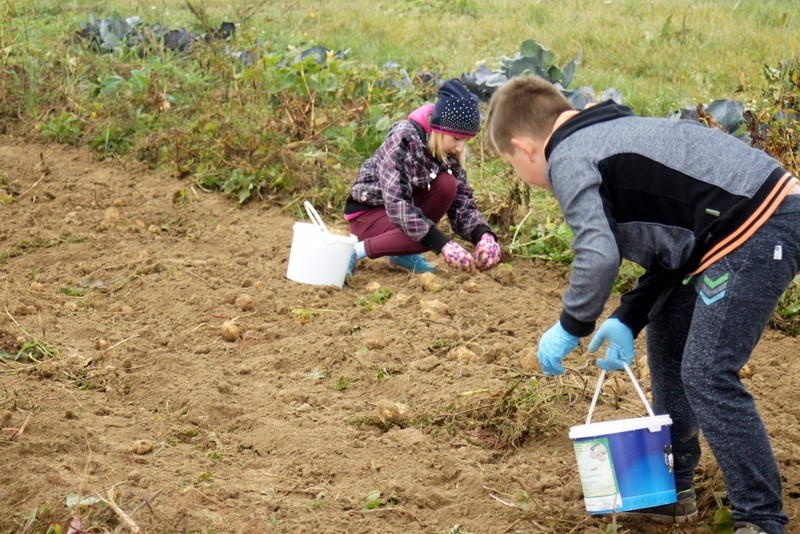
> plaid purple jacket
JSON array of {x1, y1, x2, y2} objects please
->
[{"x1": 346, "y1": 119, "x2": 491, "y2": 251}]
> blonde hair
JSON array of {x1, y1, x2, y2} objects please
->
[
  {"x1": 427, "y1": 130, "x2": 467, "y2": 167},
  {"x1": 485, "y1": 75, "x2": 574, "y2": 154}
]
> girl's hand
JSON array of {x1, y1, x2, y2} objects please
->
[
  {"x1": 441, "y1": 241, "x2": 475, "y2": 271},
  {"x1": 474, "y1": 233, "x2": 501, "y2": 271}
]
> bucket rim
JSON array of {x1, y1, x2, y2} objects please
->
[
  {"x1": 293, "y1": 221, "x2": 357, "y2": 244},
  {"x1": 569, "y1": 414, "x2": 672, "y2": 439}
]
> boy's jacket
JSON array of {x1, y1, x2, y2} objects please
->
[{"x1": 546, "y1": 101, "x2": 792, "y2": 337}]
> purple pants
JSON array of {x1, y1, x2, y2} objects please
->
[{"x1": 347, "y1": 171, "x2": 456, "y2": 259}]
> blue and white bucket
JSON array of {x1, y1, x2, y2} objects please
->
[{"x1": 569, "y1": 364, "x2": 676, "y2": 514}]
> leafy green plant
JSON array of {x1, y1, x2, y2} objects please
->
[
  {"x1": 502, "y1": 39, "x2": 580, "y2": 89},
  {"x1": 303, "y1": 491, "x2": 328, "y2": 512},
  {"x1": 509, "y1": 216, "x2": 574, "y2": 264},
  {"x1": 8, "y1": 339, "x2": 58, "y2": 363},
  {"x1": 0, "y1": 171, "x2": 20, "y2": 204},
  {"x1": 334, "y1": 376, "x2": 350, "y2": 391},
  {"x1": 771, "y1": 276, "x2": 800, "y2": 335},
  {"x1": 363, "y1": 490, "x2": 384, "y2": 510},
  {"x1": 40, "y1": 111, "x2": 84, "y2": 144},
  {"x1": 58, "y1": 287, "x2": 83, "y2": 297},
  {"x1": 614, "y1": 261, "x2": 645, "y2": 294},
  {"x1": 355, "y1": 288, "x2": 394, "y2": 310},
  {"x1": 749, "y1": 60, "x2": 800, "y2": 176},
  {"x1": 90, "y1": 125, "x2": 132, "y2": 158},
  {"x1": 362, "y1": 489, "x2": 398, "y2": 510}
]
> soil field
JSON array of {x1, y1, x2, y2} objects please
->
[{"x1": 2, "y1": 140, "x2": 800, "y2": 534}]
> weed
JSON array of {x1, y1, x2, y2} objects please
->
[
  {"x1": 40, "y1": 111, "x2": 84, "y2": 144},
  {"x1": 427, "y1": 337, "x2": 454, "y2": 354},
  {"x1": 355, "y1": 288, "x2": 393, "y2": 310},
  {"x1": 8, "y1": 339, "x2": 57, "y2": 363},
  {"x1": 334, "y1": 376, "x2": 350, "y2": 391},
  {"x1": 90, "y1": 125, "x2": 132, "y2": 159},
  {"x1": 0, "y1": 171, "x2": 20, "y2": 204},
  {"x1": 303, "y1": 491, "x2": 328, "y2": 512},
  {"x1": 1, "y1": 308, "x2": 57, "y2": 363},
  {"x1": 770, "y1": 276, "x2": 800, "y2": 335},
  {"x1": 346, "y1": 414, "x2": 400, "y2": 432},
  {"x1": 429, "y1": 377, "x2": 573, "y2": 449},
  {"x1": 58, "y1": 287, "x2": 83, "y2": 297},
  {"x1": 362, "y1": 489, "x2": 398, "y2": 510},
  {"x1": 509, "y1": 216, "x2": 574, "y2": 264},
  {"x1": 614, "y1": 261, "x2": 645, "y2": 294},
  {"x1": 750, "y1": 60, "x2": 800, "y2": 176}
]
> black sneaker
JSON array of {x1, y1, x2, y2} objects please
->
[{"x1": 620, "y1": 489, "x2": 698, "y2": 523}]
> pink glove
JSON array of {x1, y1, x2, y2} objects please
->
[
  {"x1": 441, "y1": 241, "x2": 475, "y2": 271},
  {"x1": 474, "y1": 233, "x2": 501, "y2": 271}
]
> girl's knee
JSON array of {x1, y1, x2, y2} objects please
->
[{"x1": 433, "y1": 170, "x2": 457, "y2": 198}]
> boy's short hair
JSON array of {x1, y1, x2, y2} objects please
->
[{"x1": 486, "y1": 76, "x2": 574, "y2": 154}]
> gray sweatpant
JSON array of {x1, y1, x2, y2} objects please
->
[{"x1": 646, "y1": 194, "x2": 800, "y2": 534}]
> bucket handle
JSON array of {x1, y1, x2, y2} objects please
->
[
  {"x1": 303, "y1": 201, "x2": 329, "y2": 233},
  {"x1": 585, "y1": 362, "x2": 655, "y2": 425}
]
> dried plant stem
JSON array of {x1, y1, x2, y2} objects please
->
[{"x1": 95, "y1": 485, "x2": 140, "y2": 533}]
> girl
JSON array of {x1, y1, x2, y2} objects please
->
[{"x1": 344, "y1": 79, "x2": 500, "y2": 275}]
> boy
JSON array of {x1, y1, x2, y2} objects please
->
[{"x1": 485, "y1": 75, "x2": 800, "y2": 534}]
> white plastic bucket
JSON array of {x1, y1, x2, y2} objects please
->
[
  {"x1": 286, "y1": 202, "x2": 356, "y2": 288},
  {"x1": 569, "y1": 364, "x2": 676, "y2": 514}
]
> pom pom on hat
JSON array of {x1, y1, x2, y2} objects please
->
[{"x1": 430, "y1": 79, "x2": 480, "y2": 139}]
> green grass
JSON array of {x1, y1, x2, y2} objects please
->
[{"x1": 6, "y1": 1, "x2": 800, "y2": 115}]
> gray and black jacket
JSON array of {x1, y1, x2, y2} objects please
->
[{"x1": 546, "y1": 101, "x2": 793, "y2": 337}]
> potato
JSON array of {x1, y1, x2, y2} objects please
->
[
  {"x1": 129, "y1": 439, "x2": 154, "y2": 455},
  {"x1": 448, "y1": 346, "x2": 478, "y2": 363},
  {"x1": 221, "y1": 320, "x2": 240, "y2": 342},
  {"x1": 419, "y1": 272, "x2": 443, "y2": 292},
  {"x1": 376, "y1": 400, "x2": 409, "y2": 423}
]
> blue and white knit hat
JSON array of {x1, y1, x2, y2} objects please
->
[{"x1": 430, "y1": 79, "x2": 480, "y2": 139}]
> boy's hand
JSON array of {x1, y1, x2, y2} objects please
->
[
  {"x1": 537, "y1": 321, "x2": 579, "y2": 375},
  {"x1": 474, "y1": 233, "x2": 501, "y2": 271},
  {"x1": 441, "y1": 241, "x2": 475, "y2": 271},
  {"x1": 588, "y1": 318, "x2": 635, "y2": 371}
]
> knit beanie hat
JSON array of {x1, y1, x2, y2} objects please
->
[{"x1": 430, "y1": 79, "x2": 480, "y2": 139}]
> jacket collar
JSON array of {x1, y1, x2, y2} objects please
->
[{"x1": 545, "y1": 100, "x2": 635, "y2": 160}]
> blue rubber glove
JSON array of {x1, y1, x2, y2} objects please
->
[
  {"x1": 588, "y1": 318, "x2": 635, "y2": 372},
  {"x1": 537, "y1": 321, "x2": 580, "y2": 375}
]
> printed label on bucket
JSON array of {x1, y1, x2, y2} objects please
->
[
  {"x1": 570, "y1": 416, "x2": 676, "y2": 514},
  {"x1": 573, "y1": 438, "x2": 622, "y2": 512}
]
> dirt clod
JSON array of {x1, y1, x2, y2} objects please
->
[{"x1": 235, "y1": 294, "x2": 254, "y2": 311}]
